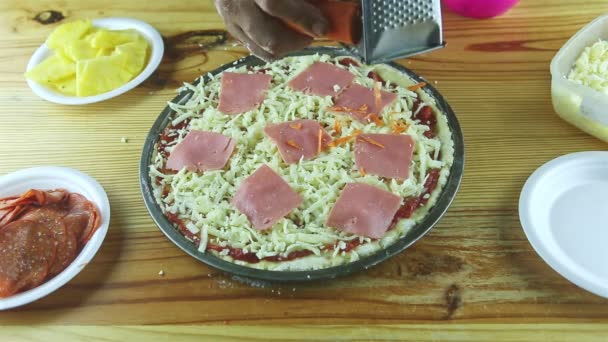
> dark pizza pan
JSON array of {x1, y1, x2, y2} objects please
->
[{"x1": 140, "y1": 46, "x2": 464, "y2": 282}]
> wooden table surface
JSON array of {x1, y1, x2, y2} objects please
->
[{"x1": 1, "y1": 0, "x2": 608, "y2": 340}]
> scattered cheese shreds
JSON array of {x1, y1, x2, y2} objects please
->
[{"x1": 289, "y1": 123, "x2": 302, "y2": 130}]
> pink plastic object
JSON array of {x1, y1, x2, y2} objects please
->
[{"x1": 443, "y1": 0, "x2": 519, "y2": 19}]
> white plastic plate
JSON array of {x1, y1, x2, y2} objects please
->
[
  {"x1": 519, "y1": 152, "x2": 608, "y2": 298},
  {"x1": 25, "y1": 17, "x2": 164, "y2": 105},
  {"x1": 0, "y1": 167, "x2": 110, "y2": 310}
]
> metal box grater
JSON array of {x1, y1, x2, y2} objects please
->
[{"x1": 353, "y1": 0, "x2": 445, "y2": 64}]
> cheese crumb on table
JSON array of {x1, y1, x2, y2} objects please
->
[
  {"x1": 121, "y1": 137, "x2": 128, "y2": 143},
  {"x1": 158, "y1": 270, "x2": 165, "y2": 276}
]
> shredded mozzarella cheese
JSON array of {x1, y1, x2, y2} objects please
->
[
  {"x1": 150, "y1": 54, "x2": 453, "y2": 270},
  {"x1": 568, "y1": 40, "x2": 608, "y2": 94}
]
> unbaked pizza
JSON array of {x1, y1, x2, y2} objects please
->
[{"x1": 149, "y1": 54, "x2": 454, "y2": 271}]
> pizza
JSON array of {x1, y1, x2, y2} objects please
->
[{"x1": 149, "y1": 53, "x2": 454, "y2": 271}]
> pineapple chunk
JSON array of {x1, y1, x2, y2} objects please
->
[
  {"x1": 96, "y1": 47, "x2": 115, "y2": 57},
  {"x1": 61, "y1": 39, "x2": 100, "y2": 61},
  {"x1": 115, "y1": 39, "x2": 149, "y2": 75},
  {"x1": 90, "y1": 29, "x2": 141, "y2": 49},
  {"x1": 27, "y1": 19, "x2": 150, "y2": 97},
  {"x1": 47, "y1": 19, "x2": 92, "y2": 51},
  {"x1": 76, "y1": 54, "x2": 132, "y2": 97},
  {"x1": 52, "y1": 77, "x2": 77, "y2": 96},
  {"x1": 25, "y1": 54, "x2": 76, "y2": 85}
]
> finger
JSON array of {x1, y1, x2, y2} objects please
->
[
  {"x1": 242, "y1": 5, "x2": 314, "y2": 56},
  {"x1": 229, "y1": 24, "x2": 276, "y2": 61},
  {"x1": 255, "y1": 0, "x2": 329, "y2": 37}
]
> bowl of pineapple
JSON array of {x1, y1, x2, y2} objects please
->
[{"x1": 25, "y1": 17, "x2": 164, "y2": 105}]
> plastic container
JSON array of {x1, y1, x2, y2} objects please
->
[
  {"x1": 443, "y1": 0, "x2": 519, "y2": 19},
  {"x1": 550, "y1": 14, "x2": 608, "y2": 142}
]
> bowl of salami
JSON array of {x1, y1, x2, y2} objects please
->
[{"x1": 0, "y1": 166, "x2": 110, "y2": 309}]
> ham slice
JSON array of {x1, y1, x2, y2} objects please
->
[
  {"x1": 288, "y1": 62, "x2": 355, "y2": 96},
  {"x1": 232, "y1": 165, "x2": 302, "y2": 230},
  {"x1": 218, "y1": 72, "x2": 272, "y2": 115},
  {"x1": 355, "y1": 133, "x2": 415, "y2": 180},
  {"x1": 331, "y1": 84, "x2": 397, "y2": 122},
  {"x1": 326, "y1": 183, "x2": 401, "y2": 239},
  {"x1": 166, "y1": 130, "x2": 236, "y2": 172},
  {"x1": 264, "y1": 119, "x2": 332, "y2": 164}
]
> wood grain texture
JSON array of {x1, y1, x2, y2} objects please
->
[{"x1": 1, "y1": 0, "x2": 608, "y2": 340}]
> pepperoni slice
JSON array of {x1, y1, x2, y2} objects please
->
[
  {"x1": 0, "y1": 189, "x2": 102, "y2": 297},
  {"x1": 0, "y1": 189, "x2": 70, "y2": 228},
  {"x1": 64, "y1": 193, "x2": 101, "y2": 243},
  {"x1": 22, "y1": 206, "x2": 76, "y2": 277},
  {"x1": 0, "y1": 220, "x2": 57, "y2": 297}
]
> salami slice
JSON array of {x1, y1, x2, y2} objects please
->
[
  {"x1": 0, "y1": 220, "x2": 57, "y2": 297},
  {"x1": 0, "y1": 189, "x2": 69, "y2": 228},
  {"x1": 64, "y1": 193, "x2": 101, "y2": 243},
  {"x1": 0, "y1": 189, "x2": 102, "y2": 298},
  {"x1": 21, "y1": 206, "x2": 76, "y2": 276}
]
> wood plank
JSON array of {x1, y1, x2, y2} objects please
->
[{"x1": 0, "y1": 0, "x2": 607, "y2": 338}]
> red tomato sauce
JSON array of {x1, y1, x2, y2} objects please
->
[
  {"x1": 391, "y1": 168, "x2": 441, "y2": 225},
  {"x1": 338, "y1": 57, "x2": 360, "y2": 68},
  {"x1": 413, "y1": 99, "x2": 437, "y2": 138}
]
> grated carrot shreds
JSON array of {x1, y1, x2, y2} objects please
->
[
  {"x1": 289, "y1": 123, "x2": 302, "y2": 130},
  {"x1": 364, "y1": 113, "x2": 383, "y2": 126},
  {"x1": 407, "y1": 82, "x2": 427, "y2": 91},
  {"x1": 359, "y1": 136, "x2": 385, "y2": 148},
  {"x1": 327, "y1": 106, "x2": 367, "y2": 115},
  {"x1": 328, "y1": 130, "x2": 362, "y2": 147},
  {"x1": 359, "y1": 167, "x2": 366, "y2": 176},
  {"x1": 328, "y1": 136, "x2": 352, "y2": 148},
  {"x1": 373, "y1": 81, "x2": 382, "y2": 110},
  {"x1": 392, "y1": 120, "x2": 409, "y2": 134},
  {"x1": 286, "y1": 140, "x2": 301, "y2": 149},
  {"x1": 317, "y1": 128, "x2": 323, "y2": 153},
  {"x1": 333, "y1": 119, "x2": 342, "y2": 136}
]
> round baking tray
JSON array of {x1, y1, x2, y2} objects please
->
[{"x1": 140, "y1": 46, "x2": 464, "y2": 282}]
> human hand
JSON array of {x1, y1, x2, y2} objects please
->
[{"x1": 214, "y1": 0, "x2": 329, "y2": 60}]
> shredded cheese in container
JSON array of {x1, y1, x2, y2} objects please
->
[
  {"x1": 568, "y1": 40, "x2": 608, "y2": 94},
  {"x1": 149, "y1": 54, "x2": 454, "y2": 270}
]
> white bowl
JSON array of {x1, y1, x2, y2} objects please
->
[
  {"x1": 25, "y1": 17, "x2": 164, "y2": 105},
  {"x1": 519, "y1": 152, "x2": 608, "y2": 298},
  {"x1": 0, "y1": 167, "x2": 110, "y2": 310}
]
